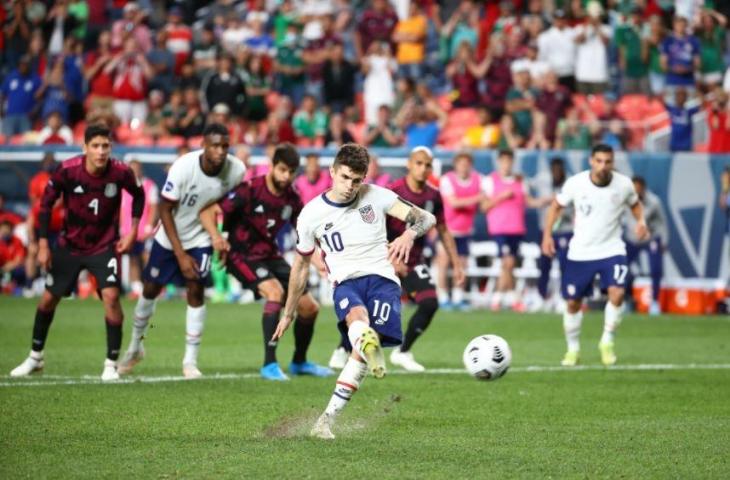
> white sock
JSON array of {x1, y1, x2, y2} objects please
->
[
  {"x1": 183, "y1": 305, "x2": 206, "y2": 366},
  {"x1": 504, "y1": 290, "x2": 516, "y2": 307},
  {"x1": 30, "y1": 350, "x2": 44, "y2": 361},
  {"x1": 324, "y1": 357, "x2": 368, "y2": 417},
  {"x1": 130, "y1": 296, "x2": 156, "y2": 352},
  {"x1": 601, "y1": 302, "x2": 623, "y2": 344},
  {"x1": 436, "y1": 288, "x2": 449, "y2": 304},
  {"x1": 563, "y1": 310, "x2": 583, "y2": 352},
  {"x1": 491, "y1": 291, "x2": 503, "y2": 306},
  {"x1": 347, "y1": 320, "x2": 370, "y2": 357},
  {"x1": 452, "y1": 287, "x2": 465, "y2": 304}
]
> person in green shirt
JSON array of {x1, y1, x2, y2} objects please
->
[
  {"x1": 241, "y1": 55, "x2": 272, "y2": 122},
  {"x1": 616, "y1": 8, "x2": 649, "y2": 94},
  {"x1": 557, "y1": 109, "x2": 593, "y2": 150},
  {"x1": 68, "y1": 1, "x2": 89, "y2": 41},
  {"x1": 502, "y1": 63, "x2": 539, "y2": 148},
  {"x1": 697, "y1": 8, "x2": 727, "y2": 90},
  {"x1": 292, "y1": 94, "x2": 328, "y2": 144},
  {"x1": 273, "y1": 0, "x2": 298, "y2": 47},
  {"x1": 644, "y1": 14, "x2": 667, "y2": 97},
  {"x1": 273, "y1": 23, "x2": 306, "y2": 106}
]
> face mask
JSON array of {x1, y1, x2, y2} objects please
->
[{"x1": 285, "y1": 33, "x2": 297, "y2": 44}]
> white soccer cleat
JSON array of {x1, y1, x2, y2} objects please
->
[
  {"x1": 101, "y1": 359, "x2": 120, "y2": 381},
  {"x1": 117, "y1": 345, "x2": 145, "y2": 375},
  {"x1": 10, "y1": 352, "x2": 44, "y2": 377},
  {"x1": 389, "y1": 348, "x2": 425, "y2": 372},
  {"x1": 328, "y1": 346, "x2": 348, "y2": 370},
  {"x1": 183, "y1": 363, "x2": 203, "y2": 379},
  {"x1": 310, "y1": 413, "x2": 335, "y2": 440}
]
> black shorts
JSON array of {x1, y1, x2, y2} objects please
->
[
  {"x1": 401, "y1": 264, "x2": 437, "y2": 302},
  {"x1": 46, "y1": 246, "x2": 120, "y2": 297},
  {"x1": 227, "y1": 254, "x2": 304, "y2": 299}
]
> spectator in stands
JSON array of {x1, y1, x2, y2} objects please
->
[
  {"x1": 364, "y1": 105, "x2": 403, "y2": 147},
  {"x1": 594, "y1": 92, "x2": 627, "y2": 150},
  {"x1": 161, "y1": 89, "x2": 184, "y2": 136},
  {"x1": 105, "y1": 37, "x2": 152, "y2": 125},
  {"x1": 556, "y1": 108, "x2": 592, "y2": 150},
  {"x1": 110, "y1": 2, "x2": 151, "y2": 54},
  {"x1": 294, "y1": 153, "x2": 332, "y2": 205},
  {"x1": 0, "y1": 219, "x2": 26, "y2": 293},
  {"x1": 274, "y1": 22, "x2": 306, "y2": 107},
  {"x1": 440, "y1": 0, "x2": 479, "y2": 62},
  {"x1": 301, "y1": 14, "x2": 342, "y2": 103},
  {"x1": 26, "y1": 31, "x2": 48, "y2": 77},
  {"x1": 573, "y1": 2, "x2": 611, "y2": 94},
  {"x1": 483, "y1": 34, "x2": 514, "y2": 113},
  {"x1": 3, "y1": 0, "x2": 32, "y2": 70},
  {"x1": 696, "y1": 9, "x2": 727, "y2": 91},
  {"x1": 660, "y1": 15, "x2": 700, "y2": 92},
  {"x1": 273, "y1": 0, "x2": 298, "y2": 47},
  {"x1": 536, "y1": 71, "x2": 573, "y2": 147},
  {"x1": 244, "y1": 10, "x2": 275, "y2": 57},
  {"x1": 393, "y1": 2, "x2": 427, "y2": 80},
  {"x1": 201, "y1": 54, "x2": 247, "y2": 117},
  {"x1": 324, "y1": 112, "x2": 354, "y2": 147},
  {"x1": 142, "y1": 89, "x2": 166, "y2": 140},
  {"x1": 84, "y1": 29, "x2": 114, "y2": 108},
  {"x1": 1, "y1": 55, "x2": 41, "y2": 140},
  {"x1": 403, "y1": 104, "x2": 446, "y2": 149},
  {"x1": 220, "y1": 14, "x2": 251, "y2": 55},
  {"x1": 176, "y1": 86, "x2": 206, "y2": 138},
  {"x1": 241, "y1": 54, "x2": 271, "y2": 122},
  {"x1": 67, "y1": 0, "x2": 88, "y2": 42},
  {"x1": 522, "y1": 43, "x2": 550, "y2": 89},
  {"x1": 147, "y1": 30, "x2": 176, "y2": 96},
  {"x1": 462, "y1": 106, "x2": 500, "y2": 149},
  {"x1": 665, "y1": 87, "x2": 701, "y2": 152},
  {"x1": 365, "y1": 155, "x2": 390, "y2": 186},
  {"x1": 323, "y1": 43, "x2": 357, "y2": 114},
  {"x1": 36, "y1": 58, "x2": 70, "y2": 124},
  {"x1": 501, "y1": 60, "x2": 541, "y2": 149},
  {"x1": 363, "y1": 41, "x2": 397, "y2": 126},
  {"x1": 446, "y1": 42, "x2": 487, "y2": 108},
  {"x1": 355, "y1": 0, "x2": 399, "y2": 60},
  {"x1": 645, "y1": 14, "x2": 667, "y2": 97},
  {"x1": 615, "y1": 7, "x2": 650, "y2": 95},
  {"x1": 192, "y1": 24, "x2": 219, "y2": 81},
  {"x1": 264, "y1": 96, "x2": 297, "y2": 145},
  {"x1": 43, "y1": 0, "x2": 80, "y2": 57},
  {"x1": 35, "y1": 111, "x2": 73, "y2": 145},
  {"x1": 292, "y1": 94, "x2": 327, "y2": 146},
  {"x1": 537, "y1": 9, "x2": 576, "y2": 91},
  {"x1": 164, "y1": 6, "x2": 193, "y2": 75},
  {"x1": 707, "y1": 89, "x2": 730, "y2": 153}
]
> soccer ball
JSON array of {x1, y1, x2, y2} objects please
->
[{"x1": 462, "y1": 335, "x2": 512, "y2": 381}]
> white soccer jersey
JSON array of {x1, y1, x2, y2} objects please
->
[
  {"x1": 155, "y1": 149, "x2": 245, "y2": 250},
  {"x1": 556, "y1": 170, "x2": 638, "y2": 261},
  {"x1": 296, "y1": 184, "x2": 400, "y2": 286}
]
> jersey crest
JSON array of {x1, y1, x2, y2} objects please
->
[
  {"x1": 104, "y1": 183, "x2": 118, "y2": 198},
  {"x1": 359, "y1": 204, "x2": 376, "y2": 224}
]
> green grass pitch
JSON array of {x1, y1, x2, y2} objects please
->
[{"x1": 1, "y1": 297, "x2": 729, "y2": 479}]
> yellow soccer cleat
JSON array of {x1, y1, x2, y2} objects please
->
[
  {"x1": 361, "y1": 327, "x2": 386, "y2": 379},
  {"x1": 599, "y1": 341, "x2": 617, "y2": 366},
  {"x1": 561, "y1": 350, "x2": 580, "y2": 367}
]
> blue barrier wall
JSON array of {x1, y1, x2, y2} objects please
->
[{"x1": 1, "y1": 146, "x2": 727, "y2": 280}]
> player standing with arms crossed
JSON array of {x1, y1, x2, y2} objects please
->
[
  {"x1": 10, "y1": 124, "x2": 145, "y2": 380},
  {"x1": 272, "y1": 143, "x2": 435, "y2": 439},
  {"x1": 118, "y1": 124, "x2": 245, "y2": 378},
  {"x1": 542, "y1": 144, "x2": 649, "y2": 366}
]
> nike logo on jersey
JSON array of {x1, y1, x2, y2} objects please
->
[
  {"x1": 325, "y1": 222, "x2": 334, "y2": 230},
  {"x1": 254, "y1": 205, "x2": 264, "y2": 213},
  {"x1": 74, "y1": 185, "x2": 84, "y2": 194}
]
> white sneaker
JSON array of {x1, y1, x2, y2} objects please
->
[
  {"x1": 117, "y1": 345, "x2": 145, "y2": 375},
  {"x1": 310, "y1": 413, "x2": 335, "y2": 440},
  {"x1": 389, "y1": 348, "x2": 425, "y2": 372},
  {"x1": 649, "y1": 301, "x2": 661, "y2": 316},
  {"x1": 328, "y1": 347, "x2": 348, "y2": 370},
  {"x1": 183, "y1": 363, "x2": 203, "y2": 379},
  {"x1": 101, "y1": 359, "x2": 120, "y2": 381},
  {"x1": 10, "y1": 352, "x2": 44, "y2": 377}
]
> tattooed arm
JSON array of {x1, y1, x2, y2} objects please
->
[{"x1": 386, "y1": 197, "x2": 437, "y2": 264}]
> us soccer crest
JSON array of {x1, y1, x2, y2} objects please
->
[
  {"x1": 359, "y1": 205, "x2": 375, "y2": 223},
  {"x1": 104, "y1": 183, "x2": 118, "y2": 198}
]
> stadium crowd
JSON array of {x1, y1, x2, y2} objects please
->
[{"x1": 2, "y1": 0, "x2": 730, "y2": 152}]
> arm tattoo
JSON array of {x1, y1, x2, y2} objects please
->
[{"x1": 405, "y1": 207, "x2": 436, "y2": 238}]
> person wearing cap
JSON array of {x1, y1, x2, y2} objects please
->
[
  {"x1": 537, "y1": 9, "x2": 578, "y2": 91},
  {"x1": 573, "y1": 1, "x2": 612, "y2": 94},
  {"x1": 1, "y1": 56, "x2": 42, "y2": 140},
  {"x1": 110, "y1": 2, "x2": 152, "y2": 53},
  {"x1": 502, "y1": 59, "x2": 541, "y2": 149}
]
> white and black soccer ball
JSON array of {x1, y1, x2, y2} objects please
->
[{"x1": 463, "y1": 335, "x2": 512, "y2": 381}]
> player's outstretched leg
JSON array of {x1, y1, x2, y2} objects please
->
[
  {"x1": 599, "y1": 290, "x2": 624, "y2": 366},
  {"x1": 10, "y1": 291, "x2": 59, "y2": 377},
  {"x1": 288, "y1": 294, "x2": 333, "y2": 377},
  {"x1": 118, "y1": 288, "x2": 158, "y2": 375},
  {"x1": 311, "y1": 355, "x2": 368, "y2": 439},
  {"x1": 391, "y1": 297, "x2": 438, "y2": 372},
  {"x1": 346, "y1": 311, "x2": 386, "y2": 379},
  {"x1": 561, "y1": 300, "x2": 583, "y2": 367}
]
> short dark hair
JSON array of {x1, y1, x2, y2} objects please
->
[
  {"x1": 272, "y1": 143, "x2": 300, "y2": 170},
  {"x1": 84, "y1": 124, "x2": 111, "y2": 144},
  {"x1": 453, "y1": 151, "x2": 473, "y2": 163},
  {"x1": 550, "y1": 157, "x2": 565, "y2": 167},
  {"x1": 333, "y1": 143, "x2": 369, "y2": 175},
  {"x1": 591, "y1": 143, "x2": 614, "y2": 156},
  {"x1": 498, "y1": 149, "x2": 514, "y2": 159},
  {"x1": 203, "y1": 123, "x2": 229, "y2": 138},
  {"x1": 632, "y1": 175, "x2": 646, "y2": 187}
]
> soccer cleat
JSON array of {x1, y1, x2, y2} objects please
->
[
  {"x1": 328, "y1": 347, "x2": 349, "y2": 370},
  {"x1": 389, "y1": 348, "x2": 425, "y2": 372},
  {"x1": 288, "y1": 361, "x2": 334, "y2": 377},
  {"x1": 182, "y1": 363, "x2": 203, "y2": 379},
  {"x1": 599, "y1": 341, "x2": 617, "y2": 366},
  {"x1": 117, "y1": 345, "x2": 145, "y2": 375},
  {"x1": 439, "y1": 301, "x2": 454, "y2": 311},
  {"x1": 101, "y1": 359, "x2": 120, "y2": 382},
  {"x1": 260, "y1": 362, "x2": 289, "y2": 381},
  {"x1": 561, "y1": 350, "x2": 579, "y2": 367},
  {"x1": 360, "y1": 327, "x2": 386, "y2": 379},
  {"x1": 649, "y1": 301, "x2": 661, "y2": 316},
  {"x1": 310, "y1": 413, "x2": 335, "y2": 440},
  {"x1": 10, "y1": 352, "x2": 44, "y2": 377}
]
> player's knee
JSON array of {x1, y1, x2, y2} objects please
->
[
  {"x1": 346, "y1": 306, "x2": 369, "y2": 325},
  {"x1": 608, "y1": 289, "x2": 625, "y2": 306},
  {"x1": 566, "y1": 299, "x2": 582, "y2": 314},
  {"x1": 298, "y1": 296, "x2": 319, "y2": 319},
  {"x1": 186, "y1": 282, "x2": 205, "y2": 307},
  {"x1": 101, "y1": 288, "x2": 121, "y2": 305},
  {"x1": 260, "y1": 281, "x2": 284, "y2": 304},
  {"x1": 418, "y1": 297, "x2": 439, "y2": 317},
  {"x1": 38, "y1": 291, "x2": 60, "y2": 311},
  {"x1": 142, "y1": 281, "x2": 162, "y2": 300}
]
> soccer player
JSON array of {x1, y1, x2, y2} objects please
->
[
  {"x1": 624, "y1": 176, "x2": 667, "y2": 315},
  {"x1": 118, "y1": 124, "x2": 245, "y2": 379},
  {"x1": 542, "y1": 144, "x2": 649, "y2": 367},
  {"x1": 272, "y1": 143, "x2": 436, "y2": 439},
  {"x1": 10, "y1": 124, "x2": 145, "y2": 380},
  {"x1": 387, "y1": 146, "x2": 465, "y2": 372},
  {"x1": 201, "y1": 143, "x2": 332, "y2": 381}
]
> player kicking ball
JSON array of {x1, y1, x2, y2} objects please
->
[
  {"x1": 200, "y1": 143, "x2": 332, "y2": 381},
  {"x1": 10, "y1": 124, "x2": 145, "y2": 381},
  {"x1": 272, "y1": 143, "x2": 436, "y2": 439},
  {"x1": 118, "y1": 124, "x2": 245, "y2": 379},
  {"x1": 542, "y1": 144, "x2": 649, "y2": 366}
]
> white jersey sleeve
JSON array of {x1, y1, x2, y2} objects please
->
[
  {"x1": 371, "y1": 184, "x2": 399, "y2": 213},
  {"x1": 295, "y1": 208, "x2": 317, "y2": 255},
  {"x1": 555, "y1": 176, "x2": 575, "y2": 207},
  {"x1": 160, "y1": 159, "x2": 187, "y2": 202}
]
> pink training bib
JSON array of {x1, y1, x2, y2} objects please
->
[
  {"x1": 486, "y1": 171, "x2": 526, "y2": 235},
  {"x1": 442, "y1": 170, "x2": 481, "y2": 236}
]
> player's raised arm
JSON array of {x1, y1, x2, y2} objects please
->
[
  {"x1": 386, "y1": 197, "x2": 436, "y2": 265},
  {"x1": 272, "y1": 252, "x2": 312, "y2": 340}
]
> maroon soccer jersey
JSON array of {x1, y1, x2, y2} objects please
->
[
  {"x1": 39, "y1": 155, "x2": 145, "y2": 255},
  {"x1": 387, "y1": 177, "x2": 445, "y2": 268},
  {"x1": 219, "y1": 175, "x2": 303, "y2": 261}
]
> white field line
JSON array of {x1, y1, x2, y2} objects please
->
[{"x1": 1, "y1": 364, "x2": 730, "y2": 388}]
